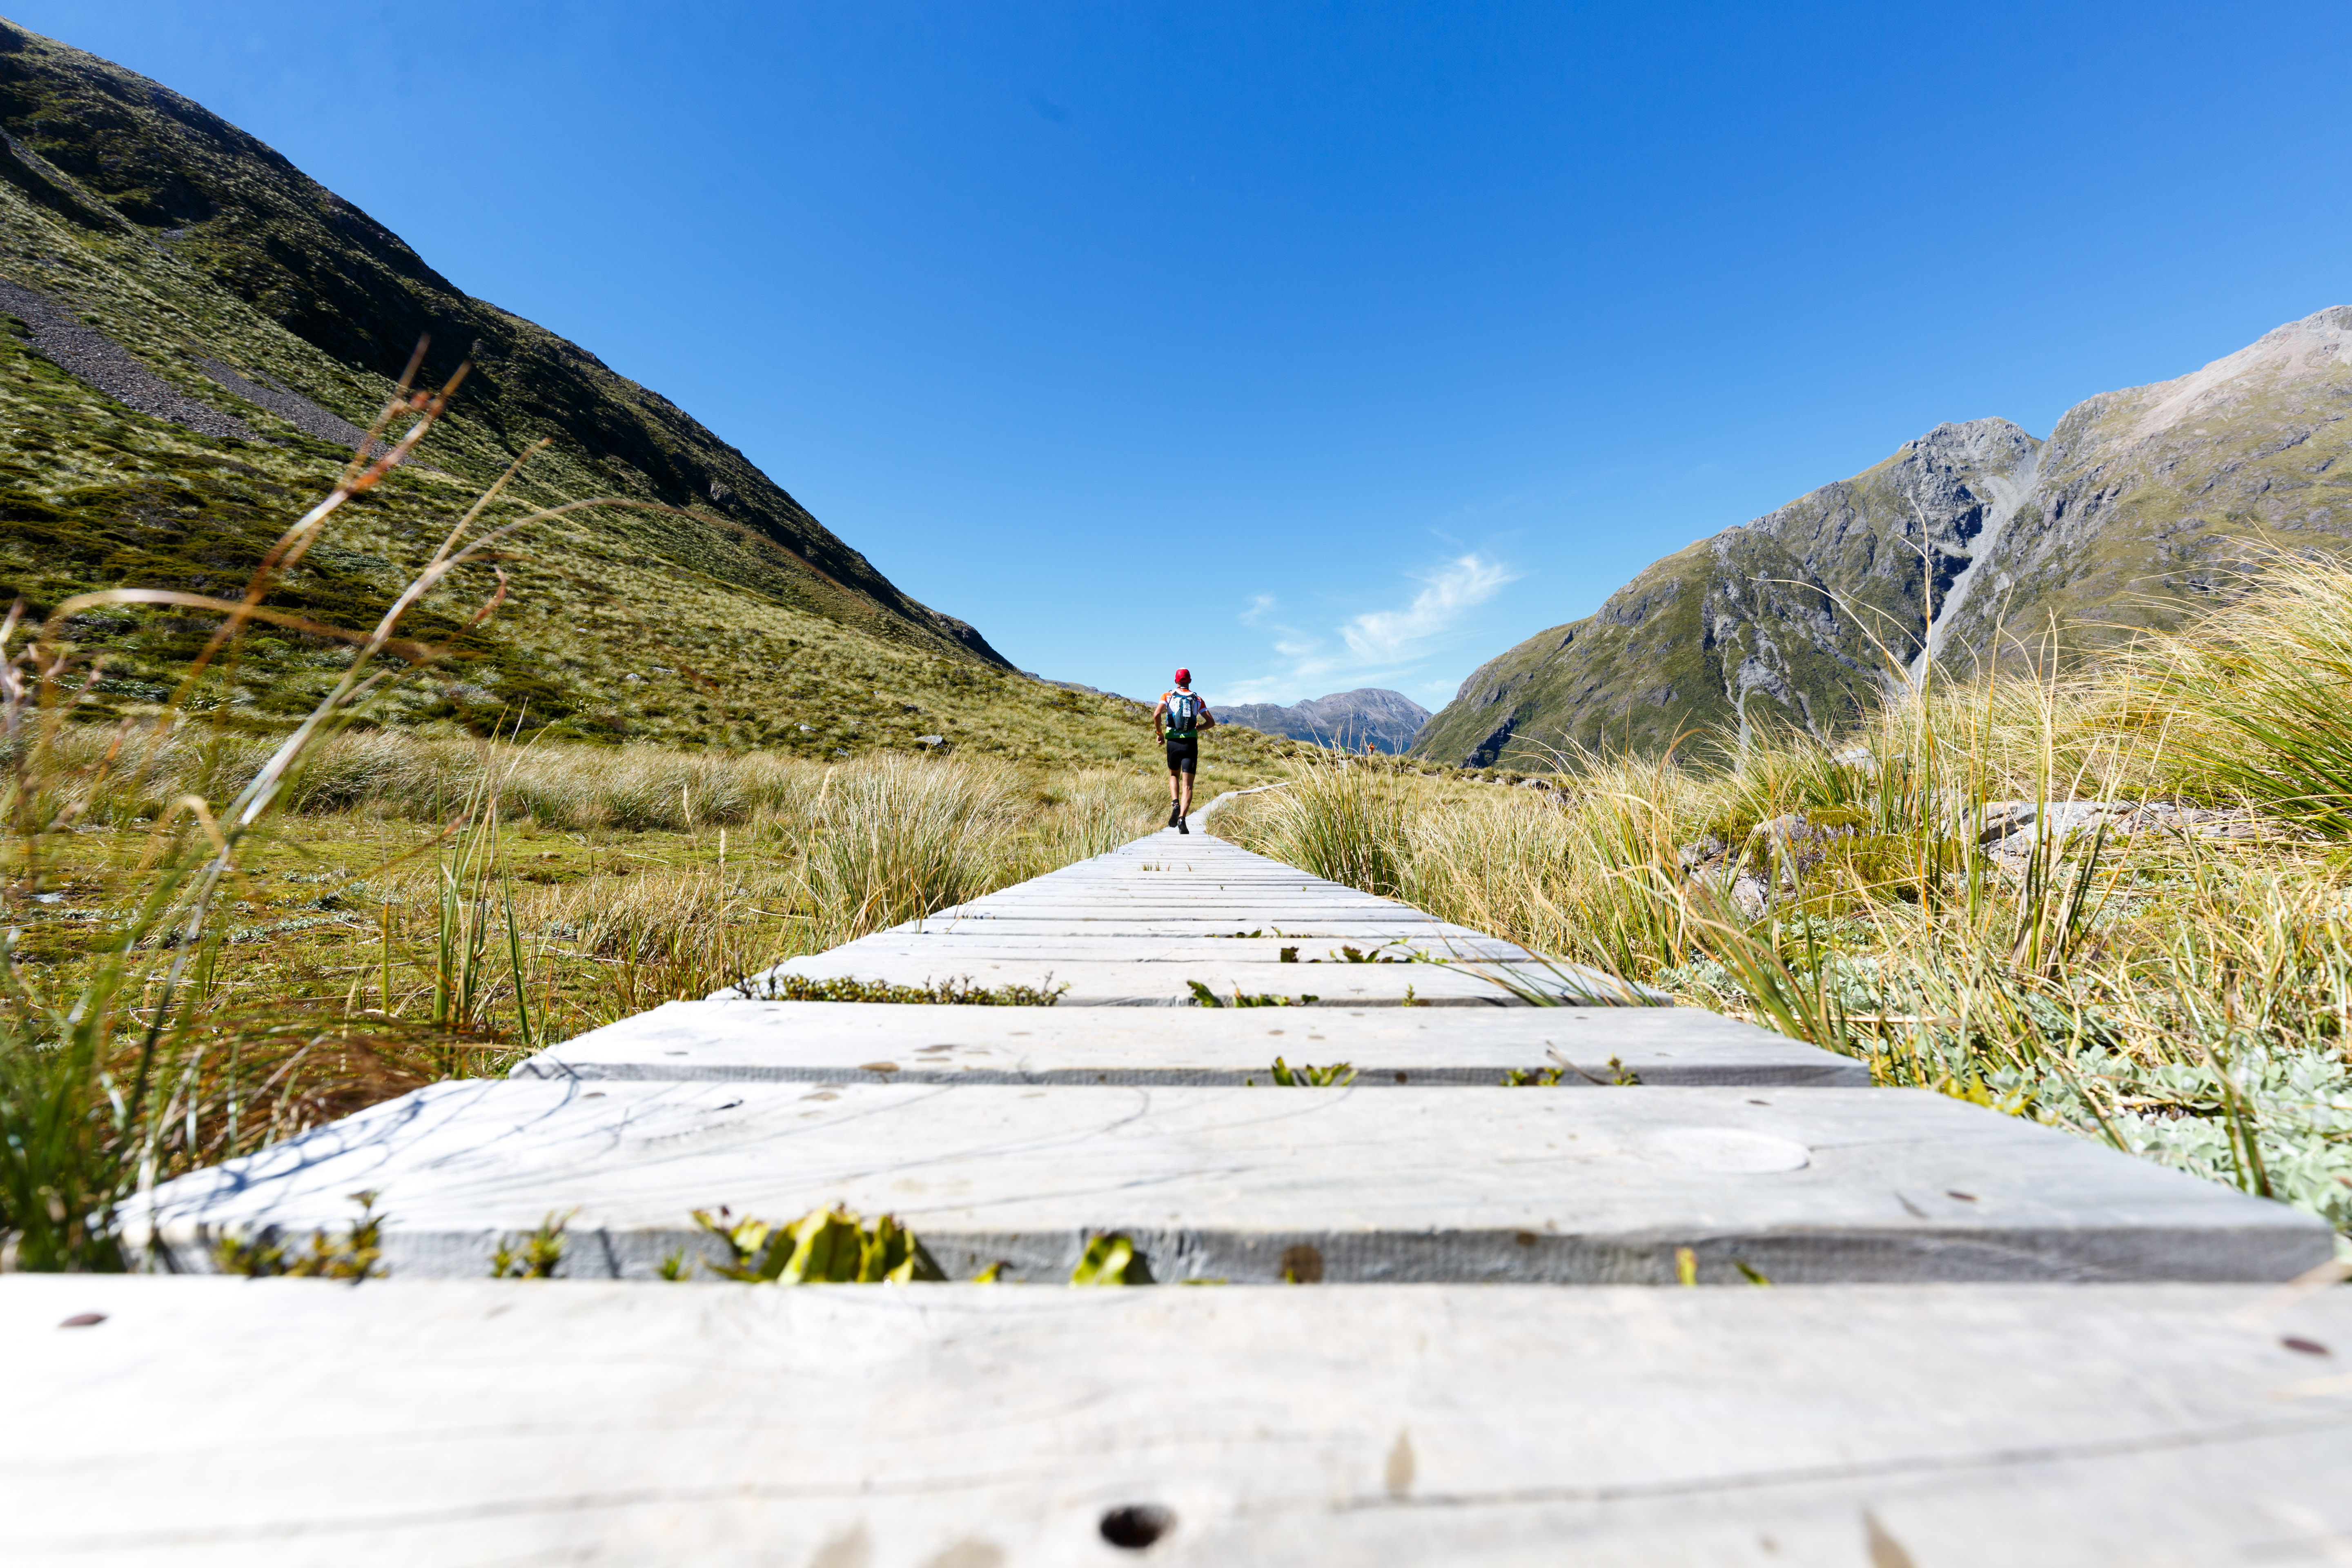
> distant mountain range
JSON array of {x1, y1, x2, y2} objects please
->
[
  {"x1": 1221, "y1": 688, "x2": 1430, "y2": 753},
  {"x1": 1412, "y1": 306, "x2": 2352, "y2": 768}
]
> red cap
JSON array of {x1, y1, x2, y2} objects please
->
[{"x1": 1174, "y1": 668, "x2": 1190, "y2": 683}]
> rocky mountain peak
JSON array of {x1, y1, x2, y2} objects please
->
[{"x1": 1905, "y1": 417, "x2": 2040, "y2": 466}]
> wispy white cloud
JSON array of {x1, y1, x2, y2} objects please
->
[
  {"x1": 1222, "y1": 553, "x2": 1521, "y2": 706},
  {"x1": 1238, "y1": 593, "x2": 1278, "y2": 626},
  {"x1": 1339, "y1": 555, "x2": 1519, "y2": 664}
]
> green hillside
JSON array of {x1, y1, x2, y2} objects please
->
[{"x1": 0, "y1": 18, "x2": 1217, "y2": 770}]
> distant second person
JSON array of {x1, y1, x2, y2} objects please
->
[{"x1": 1154, "y1": 668, "x2": 1216, "y2": 833}]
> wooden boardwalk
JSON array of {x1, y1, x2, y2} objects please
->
[
  {"x1": 734, "y1": 825, "x2": 1662, "y2": 1005},
  {"x1": 7, "y1": 812, "x2": 2347, "y2": 1564}
]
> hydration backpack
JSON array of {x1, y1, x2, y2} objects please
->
[{"x1": 1166, "y1": 691, "x2": 1202, "y2": 739}]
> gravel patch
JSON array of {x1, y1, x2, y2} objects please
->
[
  {"x1": 191, "y1": 355, "x2": 372, "y2": 450},
  {"x1": 0, "y1": 276, "x2": 254, "y2": 441}
]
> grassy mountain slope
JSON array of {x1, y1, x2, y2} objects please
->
[
  {"x1": 0, "y1": 19, "x2": 1218, "y2": 769},
  {"x1": 1415, "y1": 309, "x2": 2352, "y2": 768}
]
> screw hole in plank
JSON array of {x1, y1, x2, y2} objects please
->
[{"x1": 1099, "y1": 1504, "x2": 1175, "y2": 1550}]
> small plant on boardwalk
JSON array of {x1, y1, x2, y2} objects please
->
[
  {"x1": 1187, "y1": 980, "x2": 1319, "y2": 1009},
  {"x1": 677, "y1": 1203, "x2": 942, "y2": 1284},
  {"x1": 490, "y1": 1209, "x2": 576, "y2": 1279},
  {"x1": 1275, "y1": 941, "x2": 1414, "y2": 964},
  {"x1": 735, "y1": 973, "x2": 1066, "y2": 1006},
  {"x1": 1069, "y1": 1231, "x2": 1152, "y2": 1285},
  {"x1": 1501, "y1": 1050, "x2": 1639, "y2": 1086},
  {"x1": 1247, "y1": 1056, "x2": 1357, "y2": 1087},
  {"x1": 211, "y1": 1190, "x2": 385, "y2": 1280}
]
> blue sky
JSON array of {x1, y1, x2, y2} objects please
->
[{"x1": 13, "y1": 2, "x2": 2351, "y2": 707}]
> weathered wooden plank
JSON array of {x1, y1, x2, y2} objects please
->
[
  {"x1": 922, "y1": 907, "x2": 1468, "y2": 931},
  {"x1": 9, "y1": 1276, "x2": 2349, "y2": 1567},
  {"x1": 818, "y1": 935, "x2": 1537, "y2": 963},
  {"x1": 959, "y1": 900, "x2": 1404, "y2": 911},
  {"x1": 882, "y1": 920, "x2": 1499, "y2": 940},
  {"x1": 1024, "y1": 870, "x2": 1352, "y2": 882},
  {"x1": 516, "y1": 998, "x2": 1866, "y2": 1086},
  {"x1": 929, "y1": 872, "x2": 1421, "y2": 909},
  {"x1": 725, "y1": 953, "x2": 1651, "y2": 1005},
  {"x1": 1006, "y1": 861, "x2": 1344, "y2": 879},
  {"x1": 906, "y1": 915, "x2": 1489, "y2": 934},
  {"x1": 932, "y1": 892, "x2": 1435, "y2": 908},
  {"x1": 974, "y1": 883, "x2": 1376, "y2": 892},
  {"x1": 909, "y1": 911, "x2": 1471, "y2": 928},
  {"x1": 937, "y1": 901, "x2": 1422, "y2": 913},
  {"x1": 134, "y1": 1082, "x2": 2330, "y2": 1282},
  {"x1": 950, "y1": 879, "x2": 1392, "y2": 889}
]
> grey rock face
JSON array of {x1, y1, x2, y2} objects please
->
[{"x1": 1221, "y1": 688, "x2": 1432, "y2": 753}]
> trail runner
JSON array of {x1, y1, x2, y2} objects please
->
[{"x1": 1154, "y1": 669, "x2": 1216, "y2": 833}]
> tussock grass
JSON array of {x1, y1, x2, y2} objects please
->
[
  {"x1": 2124, "y1": 555, "x2": 2352, "y2": 834},
  {"x1": 1223, "y1": 574, "x2": 2352, "y2": 1236},
  {"x1": 1236, "y1": 756, "x2": 1415, "y2": 898},
  {"x1": 796, "y1": 756, "x2": 1021, "y2": 939}
]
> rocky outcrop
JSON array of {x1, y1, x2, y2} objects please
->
[
  {"x1": 1221, "y1": 688, "x2": 1432, "y2": 753},
  {"x1": 1413, "y1": 310, "x2": 2352, "y2": 767}
]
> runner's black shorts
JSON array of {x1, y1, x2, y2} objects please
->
[{"x1": 1165, "y1": 738, "x2": 1198, "y2": 774}]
